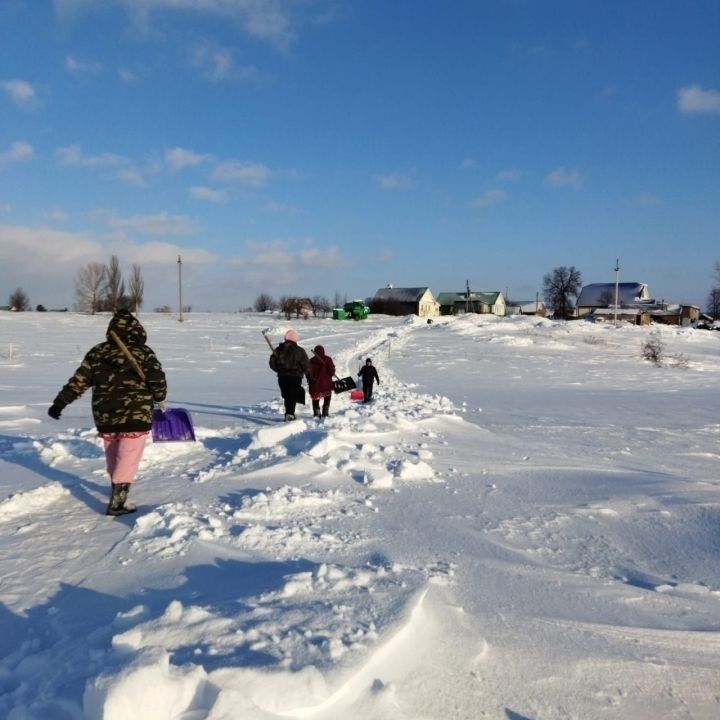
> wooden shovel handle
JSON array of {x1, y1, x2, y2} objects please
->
[
  {"x1": 110, "y1": 330, "x2": 146, "y2": 382},
  {"x1": 262, "y1": 331, "x2": 277, "y2": 356}
]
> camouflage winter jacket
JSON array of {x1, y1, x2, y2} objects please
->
[{"x1": 52, "y1": 309, "x2": 167, "y2": 434}]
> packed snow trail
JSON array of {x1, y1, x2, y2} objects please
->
[{"x1": 1, "y1": 312, "x2": 719, "y2": 719}]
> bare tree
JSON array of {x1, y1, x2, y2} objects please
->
[
  {"x1": 254, "y1": 293, "x2": 276, "y2": 312},
  {"x1": 74, "y1": 262, "x2": 106, "y2": 314},
  {"x1": 128, "y1": 264, "x2": 144, "y2": 313},
  {"x1": 103, "y1": 255, "x2": 125, "y2": 312},
  {"x1": 333, "y1": 291, "x2": 348, "y2": 309},
  {"x1": 312, "y1": 295, "x2": 331, "y2": 317},
  {"x1": 281, "y1": 296, "x2": 299, "y2": 319},
  {"x1": 597, "y1": 289, "x2": 615, "y2": 307},
  {"x1": 9, "y1": 287, "x2": 30, "y2": 311},
  {"x1": 542, "y1": 266, "x2": 582, "y2": 319},
  {"x1": 707, "y1": 287, "x2": 720, "y2": 320},
  {"x1": 714, "y1": 260, "x2": 720, "y2": 285},
  {"x1": 280, "y1": 296, "x2": 314, "y2": 319}
]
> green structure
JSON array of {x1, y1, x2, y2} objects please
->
[{"x1": 332, "y1": 300, "x2": 369, "y2": 320}]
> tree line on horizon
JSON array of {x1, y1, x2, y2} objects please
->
[
  {"x1": 4, "y1": 255, "x2": 144, "y2": 314},
  {"x1": 5, "y1": 262, "x2": 720, "y2": 320}
]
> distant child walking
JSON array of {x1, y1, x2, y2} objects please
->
[{"x1": 358, "y1": 357, "x2": 380, "y2": 403}]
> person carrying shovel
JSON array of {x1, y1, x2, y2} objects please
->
[
  {"x1": 47, "y1": 308, "x2": 167, "y2": 516},
  {"x1": 268, "y1": 329, "x2": 310, "y2": 421}
]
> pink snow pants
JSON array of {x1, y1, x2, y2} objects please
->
[{"x1": 102, "y1": 432, "x2": 148, "y2": 485}]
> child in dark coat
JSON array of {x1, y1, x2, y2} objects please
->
[{"x1": 358, "y1": 357, "x2": 380, "y2": 403}]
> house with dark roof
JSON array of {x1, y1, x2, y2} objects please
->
[
  {"x1": 436, "y1": 291, "x2": 506, "y2": 316},
  {"x1": 575, "y1": 282, "x2": 650, "y2": 318},
  {"x1": 371, "y1": 286, "x2": 440, "y2": 317},
  {"x1": 576, "y1": 282, "x2": 699, "y2": 326}
]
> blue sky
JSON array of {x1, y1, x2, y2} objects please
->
[{"x1": 1, "y1": 0, "x2": 719, "y2": 312}]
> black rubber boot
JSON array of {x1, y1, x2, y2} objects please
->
[{"x1": 106, "y1": 483, "x2": 136, "y2": 516}]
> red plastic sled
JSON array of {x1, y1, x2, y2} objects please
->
[{"x1": 350, "y1": 389, "x2": 364, "y2": 401}]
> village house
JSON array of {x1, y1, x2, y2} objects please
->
[
  {"x1": 436, "y1": 291, "x2": 506, "y2": 316},
  {"x1": 371, "y1": 286, "x2": 440, "y2": 317},
  {"x1": 505, "y1": 299, "x2": 547, "y2": 317},
  {"x1": 576, "y1": 282, "x2": 699, "y2": 326},
  {"x1": 575, "y1": 282, "x2": 651, "y2": 318}
]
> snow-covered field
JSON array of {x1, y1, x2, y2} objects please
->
[{"x1": 1, "y1": 311, "x2": 719, "y2": 720}]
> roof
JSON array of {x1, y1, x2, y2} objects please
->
[
  {"x1": 507, "y1": 300, "x2": 546, "y2": 312},
  {"x1": 576, "y1": 282, "x2": 649, "y2": 308},
  {"x1": 373, "y1": 287, "x2": 433, "y2": 303},
  {"x1": 436, "y1": 291, "x2": 503, "y2": 306}
]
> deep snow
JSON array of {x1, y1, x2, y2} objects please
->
[{"x1": 1, "y1": 311, "x2": 719, "y2": 720}]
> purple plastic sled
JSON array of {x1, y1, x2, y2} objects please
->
[{"x1": 152, "y1": 408, "x2": 196, "y2": 442}]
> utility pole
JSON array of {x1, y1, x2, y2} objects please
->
[
  {"x1": 178, "y1": 255, "x2": 184, "y2": 323},
  {"x1": 613, "y1": 258, "x2": 620, "y2": 326}
]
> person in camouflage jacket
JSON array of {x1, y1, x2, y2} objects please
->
[{"x1": 48, "y1": 309, "x2": 167, "y2": 515}]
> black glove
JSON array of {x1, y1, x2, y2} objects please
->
[{"x1": 48, "y1": 404, "x2": 62, "y2": 420}]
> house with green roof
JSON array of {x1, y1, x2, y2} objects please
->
[{"x1": 436, "y1": 290, "x2": 506, "y2": 316}]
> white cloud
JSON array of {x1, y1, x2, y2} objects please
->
[
  {"x1": 56, "y1": 144, "x2": 130, "y2": 168},
  {"x1": 1, "y1": 79, "x2": 36, "y2": 106},
  {"x1": 469, "y1": 189, "x2": 508, "y2": 208},
  {"x1": 56, "y1": 0, "x2": 295, "y2": 48},
  {"x1": 230, "y1": 237, "x2": 350, "y2": 289},
  {"x1": 212, "y1": 160, "x2": 271, "y2": 186},
  {"x1": 66, "y1": 55, "x2": 103, "y2": 76},
  {"x1": 189, "y1": 186, "x2": 228, "y2": 204},
  {"x1": 166, "y1": 147, "x2": 210, "y2": 172},
  {"x1": 0, "y1": 141, "x2": 34, "y2": 167},
  {"x1": 119, "y1": 67, "x2": 138, "y2": 83},
  {"x1": 629, "y1": 193, "x2": 660, "y2": 207},
  {"x1": 264, "y1": 201, "x2": 300, "y2": 214},
  {"x1": 374, "y1": 173, "x2": 413, "y2": 190},
  {"x1": 43, "y1": 208, "x2": 70, "y2": 222},
  {"x1": 56, "y1": 145, "x2": 147, "y2": 186},
  {"x1": 116, "y1": 168, "x2": 147, "y2": 187},
  {"x1": 0, "y1": 225, "x2": 101, "y2": 271},
  {"x1": 544, "y1": 167, "x2": 583, "y2": 190},
  {"x1": 109, "y1": 239, "x2": 215, "y2": 266},
  {"x1": 108, "y1": 212, "x2": 199, "y2": 236},
  {"x1": 678, "y1": 84, "x2": 720, "y2": 115},
  {"x1": 191, "y1": 43, "x2": 235, "y2": 81},
  {"x1": 494, "y1": 169, "x2": 523, "y2": 183},
  {"x1": 0, "y1": 223, "x2": 217, "y2": 307}
]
